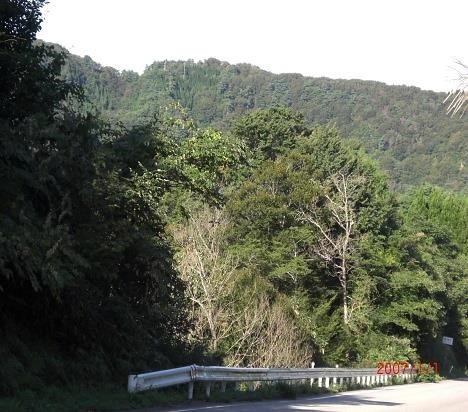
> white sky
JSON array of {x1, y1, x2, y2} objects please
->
[{"x1": 38, "y1": 0, "x2": 467, "y2": 92}]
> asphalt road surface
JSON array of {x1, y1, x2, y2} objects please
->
[{"x1": 155, "y1": 378, "x2": 468, "y2": 412}]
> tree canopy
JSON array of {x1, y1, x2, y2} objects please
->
[{"x1": 1, "y1": 2, "x2": 466, "y2": 407}]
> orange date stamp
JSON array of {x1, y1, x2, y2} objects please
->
[{"x1": 376, "y1": 361, "x2": 439, "y2": 375}]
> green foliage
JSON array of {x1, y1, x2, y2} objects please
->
[
  {"x1": 1, "y1": 3, "x2": 466, "y2": 407},
  {"x1": 393, "y1": 187, "x2": 468, "y2": 370},
  {"x1": 404, "y1": 185, "x2": 468, "y2": 252},
  {"x1": 231, "y1": 106, "x2": 307, "y2": 161},
  {"x1": 60, "y1": 55, "x2": 467, "y2": 192},
  {"x1": 415, "y1": 364, "x2": 442, "y2": 383},
  {"x1": 0, "y1": 0, "x2": 244, "y2": 398},
  {"x1": 203, "y1": 381, "x2": 330, "y2": 403},
  {"x1": 0, "y1": 385, "x2": 187, "y2": 412},
  {"x1": 227, "y1": 120, "x2": 401, "y2": 364}
]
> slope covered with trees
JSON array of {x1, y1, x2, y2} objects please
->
[
  {"x1": 1, "y1": 2, "x2": 466, "y2": 410},
  {"x1": 1, "y1": 0, "x2": 241, "y2": 397},
  {"x1": 164, "y1": 108, "x2": 467, "y2": 375},
  {"x1": 60, "y1": 53, "x2": 468, "y2": 192}
]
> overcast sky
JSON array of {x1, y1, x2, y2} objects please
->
[{"x1": 38, "y1": 0, "x2": 467, "y2": 92}]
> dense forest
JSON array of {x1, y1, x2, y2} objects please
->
[
  {"x1": 0, "y1": 1, "x2": 467, "y2": 410},
  {"x1": 60, "y1": 50, "x2": 467, "y2": 192}
]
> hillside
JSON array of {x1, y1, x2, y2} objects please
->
[
  {"x1": 2, "y1": 3, "x2": 467, "y2": 409},
  {"x1": 60, "y1": 50, "x2": 467, "y2": 192}
]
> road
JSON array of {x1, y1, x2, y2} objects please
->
[{"x1": 154, "y1": 378, "x2": 468, "y2": 412}]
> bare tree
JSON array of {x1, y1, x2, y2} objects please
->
[
  {"x1": 225, "y1": 294, "x2": 313, "y2": 368},
  {"x1": 172, "y1": 206, "x2": 239, "y2": 351},
  {"x1": 172, "y1": 206, "x2": 313, "y2": 367},
  {"x1": 444, "y1": 60, "x2": 468, "y2": 118},
  {"x1": 296, "y1": 170, "x2": 365, "y2": 326}
]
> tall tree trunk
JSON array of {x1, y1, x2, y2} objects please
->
[{"x1": 342, "y1": 274, "x2": 349, "y2": 325}]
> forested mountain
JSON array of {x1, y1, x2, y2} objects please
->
[
  {"x1": 1, "y1": 3, "x2": 467, "y2": 410},
  {"x1": 60, "y1": 51, "x2": 467, "y2": 192}
]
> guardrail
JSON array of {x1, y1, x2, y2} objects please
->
[{"x1": 128, "y1": 365, "x2": 414, "y2": 399}]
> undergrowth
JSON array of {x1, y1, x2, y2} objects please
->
[{"x1": 0, "y1": 373, "x2": 432, "y2": 411}]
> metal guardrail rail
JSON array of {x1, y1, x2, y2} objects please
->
[{"x1": 128, "y1": 364, "x2": 414, "y2": 399}]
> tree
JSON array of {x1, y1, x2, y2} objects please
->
[
  {"x1": 227, "y1": 124, "x2": 398, "y2": 363},
  {"x1": 1, "y1": 0, "x2": 249, "y2": 394},
  {"x1": 171, "y1": 205, "x2": 313, "y2": 367},
  {"x1": 0, "y1": 0, "x2": 83, "y2": 296},
  {"x1": 0, "y1": 0, "x2": 76, "y2": 121},
  {"x1": 172, "y1": 206, "x2": 239, "y2": 352},
  {"x1": 231, "y1": 106, "x2": 307, "y2": 161},
  {"x1": 296, "y1": 170, "x2": 366, "y2": 325},
  {"x1": 444, "y1": 60, "x2": 468, "y2": 118},
  {"x1": 386, "y1": 186, "x2": 468, "y2": 373}
]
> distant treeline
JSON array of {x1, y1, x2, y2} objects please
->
[{"x1": 59, "y1": 51, "x2": 467, "y2": 192}]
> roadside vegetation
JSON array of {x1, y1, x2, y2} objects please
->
[
  {"x1": 0, "y1": 376, "x2": 427, "y2": 412},
  {"x1": 0, "y1": 1, "x2": 465, "y2": 412}
]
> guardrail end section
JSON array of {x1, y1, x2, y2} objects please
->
[{"x1": 128, "y1": 374, "x2": 138, "y2": 393}]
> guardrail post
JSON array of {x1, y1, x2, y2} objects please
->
[
  {"x1": 325, "y1": 376, "x2": 330, "y2": 388},
  {"x1": 128, "y1": 375, "x2": 137, "y2": 393},
  {"x1": 205, "y1": 382, "x2": 211, "y2": 398},
  {"x1": 221, "y1": 381, "x2": 226, "y2": 392},
  {"x1": 332, "y1": 376, "x2": 337, "y2": 386},
  {"x1": 188, "y1": 381, "x2": 194, "y2": 400},
  {"x1": 317, "y1": 377, "x2": 322, "y2": 387}
]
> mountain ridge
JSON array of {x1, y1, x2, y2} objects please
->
[{"x1": 57, "y1": 44, "x2": 467, "y2": 192}]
